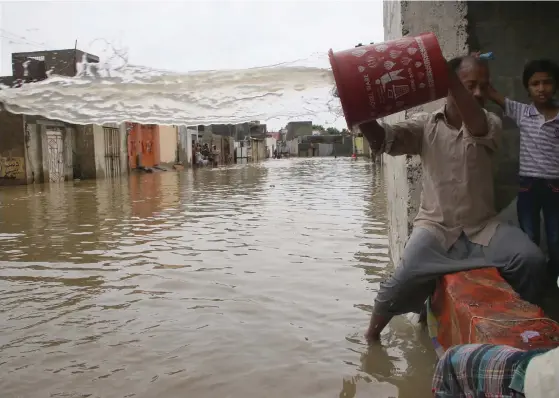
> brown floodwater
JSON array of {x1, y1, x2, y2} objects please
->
[{"x1": 0, "y1": 158, "x2": 436, "y2": 398}]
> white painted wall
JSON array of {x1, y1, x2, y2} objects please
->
[
  {"x1": 63, "y1": 127, "x2": 74, "y2": 180},
  {"x1": 119, "y1": 123, "x2": 128, "y2": 174},
  {"x1": 186, "y1": 128, "x2": 195, "y2": 165},
  {"x1": 177, "y1": 126, "x2": 194, "y2": 167},
  {"x1": 92, "y1": 125, "x2": 106, "y2": 178},
  {"x1": 235, "y1": 142, "x2": 248, "y2": 159},
  {"x1": 159, "y1": 125, "x2": 178, "y2": 165},
  {"x1": 265, "y1": 137, "x2": 277, "y2": 157},
  {"x1": 286, "y1": 139, "x2": 298, "y2": 156},
  {"x1": 318, "y1": 143, "x2": 333, "y2": 156},
  {"x1": 91, "y1": 123, "x2": 127, "y2": 178},
  {"x1": 23, "y1": 117, "x2": 42, "y2": 183}
]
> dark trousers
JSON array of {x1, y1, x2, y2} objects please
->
[{"x1": 517, "y1": 176, "x2": 559, "y2": 280}]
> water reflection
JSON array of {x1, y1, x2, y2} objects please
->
[{"x1": 0, "y1": 158, "x2": 435, "y2": 398}]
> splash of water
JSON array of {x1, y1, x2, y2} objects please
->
[{"x1": 0, "y1": 52, "x2": 342, "y2": 127}]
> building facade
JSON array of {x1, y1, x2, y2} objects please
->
[{"x1": 0, "y1": 49, "x2": 128, "y2": 185}]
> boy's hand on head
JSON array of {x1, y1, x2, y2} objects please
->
[
  {"x1": 484, "y1": 82, "x2": 506, "y2": 108},
  {"x1": 486, "y1": 83, "x2": 497, "y2": 97}
]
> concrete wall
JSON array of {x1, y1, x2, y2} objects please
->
[
  {"x1": 0, "y1": 112, "x2": 128, "y2": 184},
  {"x1": 382, "y1": 0, "x2": 469, "y2": 264},
  {"x1": 93, "y1": 124, "x2": 126, "y2": 178},
  {"x1": 92, "y1": 125, "x2": 106, "y2": 178},
  {"x1": 73, "y1": 123, "x2": 127, "y2": 179},
  {"x1": 286, "y1": 139, "x2": 299, "y2": 156},
  {"x1": 0, "y1": 111, "x2": 26, "y2": 185},
  {"x1": 382, "y1": 0, "x2": 558, "y2": 264},
  {"x1": 178, "y1": 126, "x2": 195, "y2": 166},
  {"x1": 250, "y1": 139, "x2": 266, "y2": 161},
  {"x1": 265, "y1": 137, "x2": 277, "y2": 157},
  {"x1": 23, "y1": 118, "x2": 43, "y2": 183},
  {"x1": 467, "y1": 1, "x2": 559, "y2": 212},
  {"x1": 73, "y1": 125, "x2": 96, "y2": 179},
  {"x1": 119, "y1": 124, "x2": 128, "y2": 174},
  {"x1": 212, "y1": 135, "x2": 234, "y2": 165},
  {"x1": 11, "y1": 49, "x2": 98, "y2": 79},
  {"x1": 158, "y1": 125, "x2": 178, "y2": 166},
  {"x1": 333, "y1": 136, "x2": 354, "y2": 156},
  {"x1": 286, "y1": 121, "x2": 312, "y2": 141},
  {"x1": 209, "y1": 124, "x2": 236, "y2": 137},
  {"x1": 318, "y1": 143, "x2": 333, "y2": 156}
]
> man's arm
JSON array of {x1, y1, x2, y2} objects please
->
[
  {"x1": 359, "y1": 114, "x2": 427, "y2": 156},
  {"x1": 447, "y1": 69, "x2": 488, "y2": 137},
  {"x1": 465, "y1": 111, "x2": 503, "y2": 152}
]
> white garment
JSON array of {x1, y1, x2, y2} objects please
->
[{"x1": 524, "y1": 346, "x2": 559, "y2": 398}]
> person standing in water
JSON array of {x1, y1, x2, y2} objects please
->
[
  {"x1": 358, "y1": 56, "x2": 546, "y2": 343},
  {"x1": 486, "y1": 59, "x2": 559, "y2": 284}
]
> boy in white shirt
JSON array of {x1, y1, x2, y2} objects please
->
[{"x1": 488, "y1": 59, "x2": 559, "y2": 284}]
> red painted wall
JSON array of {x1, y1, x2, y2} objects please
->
[{"x1": 127, "y1": 123, "x2": 160, "y2": 168}]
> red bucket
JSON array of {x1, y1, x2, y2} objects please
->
[{"x1": 329, "y1": 32, "x2": 449, "y2": 128}]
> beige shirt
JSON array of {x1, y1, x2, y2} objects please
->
[{"x1": 382, "y1": 106, "x2": 503, "y2": 250}]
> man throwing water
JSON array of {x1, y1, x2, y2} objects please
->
[{"x1": 359, "y1": 55, "x2": 546, "y2": 343}]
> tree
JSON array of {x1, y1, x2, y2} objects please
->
[
  {"x1": 312, "y1": 124, "x2": 325, "y2": 132},
  {"x1": 326, "y1": 127, "x2": 341, "y2": 135}
]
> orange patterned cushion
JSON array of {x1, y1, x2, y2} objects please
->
[{"x1": 431, "y1": 267, "x2": 559, "y2": 351}]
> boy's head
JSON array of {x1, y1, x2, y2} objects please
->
[
  {"x1": 522, "y1": 59, "x2": 559, "y2": 106},
  {"x1": 447, "y1": 56, "x2": 490, "y2": 107}
]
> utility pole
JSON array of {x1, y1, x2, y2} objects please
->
[{"x1": 73, "y1": 39, "x2": 78, "y2": 76}]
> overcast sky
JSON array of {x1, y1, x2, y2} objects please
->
[{"x1": 0, "y1": 1, "x2": 384, "y2": 127}]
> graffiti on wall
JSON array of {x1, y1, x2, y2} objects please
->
[{"x1": 0, "y1": 157, "x2": 25, "y2": 179}]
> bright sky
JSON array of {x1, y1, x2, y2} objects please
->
[{"x1": 0, "y1": 1, "x2": 384, "y2": 128}]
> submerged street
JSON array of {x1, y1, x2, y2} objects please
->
[{"x1": 0, "y1": 158, "x2": 436, "y2": 398}]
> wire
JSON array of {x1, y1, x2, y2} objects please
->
[
  {"x1": 468, "y1": 316, "x2": 559, "y2": 344},
  {"x1": 0, "y1": 28, "x2": 52, "y2": 49}
]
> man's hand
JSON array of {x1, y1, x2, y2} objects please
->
[{"x1": 359, "y1": 120, "x2": 385, "y2": 154}]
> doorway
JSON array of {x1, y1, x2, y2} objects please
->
[{"x1": 46, "y1": 129, "x2": 64, "y2": 182}]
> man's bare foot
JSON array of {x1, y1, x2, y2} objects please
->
[{"x1": 364, "y1": 328, "x2": 381, "y2": 344}]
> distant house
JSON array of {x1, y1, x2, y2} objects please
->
[
  {"x1": 285, "y1": 121, "x2": 312, "y2": 141},
  {"x1": 0, "y1": 49, "x2": 128, "y2": 185}
]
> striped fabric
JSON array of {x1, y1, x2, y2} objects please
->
[
  {"x1": 432, "y1": 344, "x2": 549, "y2": 397},
  {"x1": 505, "y1": 98, "x2": 559, "y2": 179}
]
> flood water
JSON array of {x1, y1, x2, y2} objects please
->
[{"x1": 0, "y1": 158, "x2": 436, "y2": 398}]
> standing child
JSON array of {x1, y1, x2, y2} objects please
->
[{"x1": 488, "y1": 59, "x2": 559, "y2": 283}]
